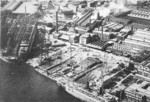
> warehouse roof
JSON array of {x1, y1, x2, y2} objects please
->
[
  {"x1": 124, "y1": 39, "x2": 150, "y2": 48},
  {"x1": 2, "y1": 0, "x2": 22, "y2": 11},
  {"x1": 12, "y1": 2, "x2": 39, "y2": 14},
  {"x1": 59, "y1": 34, "x2": 70, "y2": 41},
  {"x1": 127, "y1": 35, "x2": 150, "y2": 43},
  {"x1": 2, "y1": 0, "x2": 14, "y2": 11}
]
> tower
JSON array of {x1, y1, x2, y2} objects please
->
[
  {"x1": 56, "y1": 11, "x2": 58, "y2": 33},
  {"x1": 97, "y1": 12, "x2": 100, "y2": 20}
]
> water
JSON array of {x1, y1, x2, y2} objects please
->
[{"x1": 0, "y1": 59, "x2": 82, "y2": 102}]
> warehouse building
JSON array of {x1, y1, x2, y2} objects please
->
[
  {"x1": 2, "y1": 0, "x2": 23, "y2": 12},
  {"x1": 125, "y1": 80, "x2": 150, "y2": 102},
  {"x1": 123, "y1": 39, "x2": 150, "y2": 50}
]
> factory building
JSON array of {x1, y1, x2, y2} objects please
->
[
  {"x1": 87, "y1": 1, "x2": 98, "y2": 8},
  {"x1": 2, "y1": 1, "x2": 39, "y2": 15},
  {"x1": 76, "y1": 11, "x2": 92, "y2": 26},
  {"x1": 69, "y1": 34, "x2": 80, "y2": 43},
  {"x1": 57, "y1": 30, "x2": 80, "y2": 43},
  {"x1": 125, "y1": 23, "x2": 150, "y2": 30},
  {"x1": 137, "y1": 65, "x2": 150, "y2": 79},
  {"x1": 123, "y1": 39, "x2": 150, "y2": 50},
  {"x1": 125, "y1": 80, "x2": 150, "y2": 102},
  {"x1": 136, "y1": 54, "x2": 150, "y2": 78},
  {"x1": 106, "y1": 43, "x2": 132, "y2": 56},
  {"x1": 110, "y1": 9, "x2": 150, "y2": 30},
  {"x1": 106, "y1": 16, "x2": 131, "y2": 25},
  {"x1": 128, "y1": 10, "x2": 150, "y2": 20},
  {"x1": 2, "y1": 0, "x2": 23, "y2": 12},
  {"x1": 93, "y1": 30, "x2": 112, "y2": 41},
  {"x1": 79, "y1": 33, "x2": 92, "y2": 45},
  {"x1": 87, "y1": 40, "x2": 107, "y2": 50},
  {"x1": 125, "y1": 59, "x2": 150, "y2": 102},
  {"x1": 75, "y1": 27, "x2": 87, "y2": 34},
  {"x1": 117, "y1": 28, "x2": 131, "y2": 40},
  {"x1": 122, "y1": 29, "x2": 150, "y2": 51}
]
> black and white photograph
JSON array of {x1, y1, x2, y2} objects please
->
[{"x1": 0, "y1": 0, "x2": 150, "y2": 102}]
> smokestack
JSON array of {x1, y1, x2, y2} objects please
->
[
  {"x1": 101, "y1": 24, "x2": 103, "y2": 40},
  {"x1": 56, "y1": 11, "x2": 58, "y2": 33},
  {"x1": 25, "y1": 6, "x2": 27, "y2": 18},
  {"x1": 89, "y1": 18, "x2": 91, "y2": 29},
  {"x1": 137, "y1": 1, "x2": 140, "y2": 10},
  {"x1": 107, "y1": 16, "x2": 110, "y2": 22},
  {"x1": 97, "y1": 12, "x2": 100, "y2": 20},
  {"x1": 76, "y1": 6, "x2": 78, "y2": 12}
]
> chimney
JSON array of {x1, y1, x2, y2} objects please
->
[
  {"x1": 56, "y1": 11, "x2": 58, "y2": 33},
  {"x1": 97, "y1": 12, "x2": 100, "y2": 20},
  {"x1": 101, "y1": 24, "x2": 103, "y2": 40},
  {"x1": 89, "y1": 18, "x2": 91, "y2": 29},
  {"x1": 76, "y1": 6, "x2": 78, "y2": 12},
  {"x1": 137, "y1": 1, "x2": 140, "y2": 10}
]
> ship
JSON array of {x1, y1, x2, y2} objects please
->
[
  {"x1": 56, "y1": 77, "x2": 118, "y2": 102},
  {"x1": 35, "y1": 67, "x2": 106, "y2": 102},
  {"x1": 35, "y1": 65, "x2": 118, "y2": 102},
  {"x1": 34, "y1": 44, "x2": 118, "y2": 102}
]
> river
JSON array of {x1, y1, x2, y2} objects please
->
[{"x1": 0, "y1": 59, "x2": 82, "y2": 102}]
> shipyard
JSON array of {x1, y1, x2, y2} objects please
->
[{"x1": 1, "y1": 0, "x2": 150, "y2": 102}]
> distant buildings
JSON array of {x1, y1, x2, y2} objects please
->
[{"x1": 125, "y1": 80, "x2": 150, "y2": 102}]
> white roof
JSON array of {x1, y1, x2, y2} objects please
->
[
  {"x1": 127, "y1": 35, "x2": 150, "y2": 43},
  {"x1": 124, "y1": 39, "x2": 150, "y2": 48},
  {"x1": 120, "y1": 28, "x2": 130, "y2": 33},
  {"x1": 12, "y1": 2, "x2": 39, "y2": 14},
  {"x1": 59, "y1": 34, "x2": 69, "y2": 40}
]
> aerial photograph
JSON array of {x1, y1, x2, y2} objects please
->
[{"x1": 0, "y1": 0, "x2": 150, "y2": 102}]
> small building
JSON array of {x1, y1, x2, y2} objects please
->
[
  {"x1": 87, "y1": 1, "x2": 98, "y2": 8},
  {"x1": 59, "y1": 34, "x2": 70, "y2": 41},
  {"x1": 69, "y1": 34, "x2": 80, "y2": 43},
  {"x1": 75, "y1": 27, "x2": 87, "y2": 34},
  {"x1": 93, "y1": 30, "x2": 111, "y2": 41},
  {"x1": 79, "y1": 33, "x2": 91, "y2": 45},
  {"x1": 53, "y1": 33, "x2": 61, "y2": 39}
]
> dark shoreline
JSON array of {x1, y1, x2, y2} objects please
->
[{"x1": 0, "y1": 58, "x2": 82, "y2": 102}]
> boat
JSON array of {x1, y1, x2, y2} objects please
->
[
  {"x1": 57, "y1": 78, "x2": 107, "y2": 102},
  {"x1": 35, "y1": 66, "x2": 118, "y2": 102},
  {"x1": 56, "y1": 77, "x2": 118, "y2": 102}
]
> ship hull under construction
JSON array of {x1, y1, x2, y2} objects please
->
[
  {"x1": 35, "y1": 68, "x2": 106, "y2": 102},
  {"x1": 56, "y1": 78, "x2": 107, "y2": 102},
  {"x1": 63, "y1": 84, "x2": 105, "y2": 102}
]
